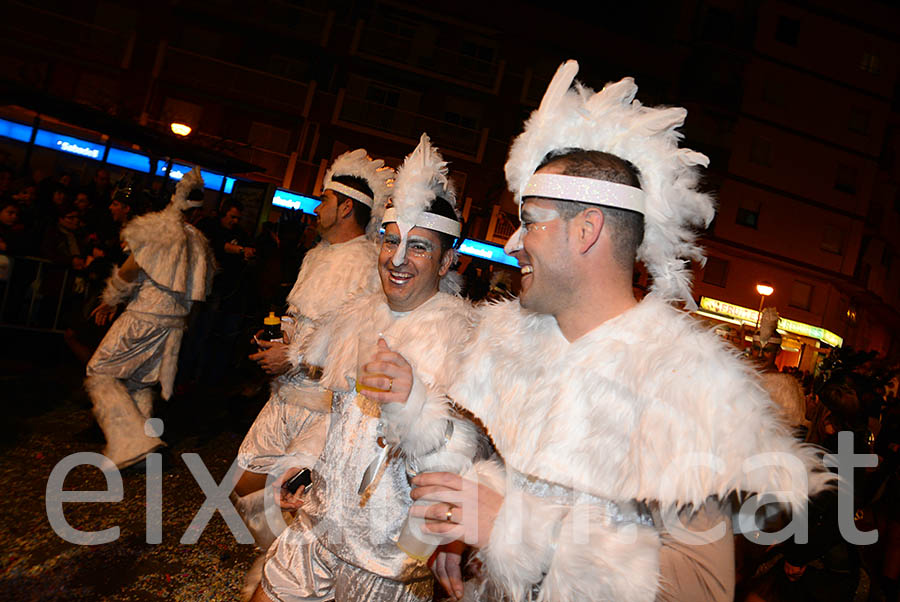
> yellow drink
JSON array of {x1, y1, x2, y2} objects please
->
[{"x1": 356, "y1": 374, "x2": 389, "y2": 393}]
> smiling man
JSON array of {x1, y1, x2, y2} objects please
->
[
  {"x1": 405, "y1": 61, "x2": 834, "y2": 601},
  {"x1": 250, "y1": 134, "x2": 485, "y2": 602}
]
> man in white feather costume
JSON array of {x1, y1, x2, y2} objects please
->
[
  {"x1": 251, "y1": 134, "x2": 486, "y2": 602},
  {"x1": 85, "y1": 168, "x2": 215, "y2": 469},
  {"x1": 233, "y1": 149, "x2": 392, "y2": 550},
  {"x1": 406, "y1": 61, "x2": 835, "y2": 601}
]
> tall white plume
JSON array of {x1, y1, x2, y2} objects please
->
[{"x1": 505, "y1": 60, "x2": 716, "y2": 305}]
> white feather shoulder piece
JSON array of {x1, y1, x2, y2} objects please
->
[
  {"x1": 285, "y1": 235, "x2": 380, "y2": 320},
  {"x1": 121, "y1": 207, "x2": 215, "y2": 301},
  {"x1": 303, "y1": 290, "x2": 474, "y2": 394},
  {"x1": 452, "y1": 297, "x2": 833, "y2": 512}
]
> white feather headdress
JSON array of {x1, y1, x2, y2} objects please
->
[
  {"x1": 383, "y1": 133, "x2": 461, "y2": 268},
  {"x1": 505, "y1": 60, "x2": 715, "y2": 305},
  {"x1": 322, "y1": 148, "x2": 393, "y2": 237},
  {"x1": 168, "y1": 167, "x2": 205, "y2": 211}
]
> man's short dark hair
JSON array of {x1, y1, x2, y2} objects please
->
[
  {"x1": 220, "y1": 198, "x2": 243, "y2": 215},
  {"x1": 331, "y1": 175, "x2": 374, "y2": 231},
  {"x1": 426, "y1": 196, "x2": 462, "y2": 253},
  {"x1": 536, "y1": 149, "x2": 644, "y2": 270}
]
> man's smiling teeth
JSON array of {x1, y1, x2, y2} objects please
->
[
  {"x1": 521, "y1": 266, "x2": 533, "y2": 275},
  {"x1": 389, "y1": 271, "x2": 413, "y2": 284}
]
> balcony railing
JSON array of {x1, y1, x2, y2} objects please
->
[
  {"x1": 162, "y1": 47, "x2": 314, "y2": 117},
  {"x1": 3, "y1": 1, "x2": 134, "y2": 69},
  {"x1": 333, "y1": 90, "x2": 489, "y2": 162},
  {"x1": 354, "y1": 24, "x2": 504, "y2": 93}
]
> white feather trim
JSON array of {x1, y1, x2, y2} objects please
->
[
  {"x1": 100, "y1": 267, "x2": 137, "y2": 307},
  {"x1": 303, "y1": 290, "x2": 474, "y2": 395},
  {"x1": 478, "y1": 474, "x2": 661, "y2": 602},
  {"x1": 505, "y1": 61, "x2": 715, "y2": 304},
  {"x1": 452, "y1": 296, "x2": 834, "y2": 515},
  {"x1": 120, "y1": 207, "x2": 215, "y2": 301},
  {"x1": 322, "y1": 148, "x2": 394, "y2": 237},
  {"x1": 169, "y1": 167, "x2": 204, "y2": 211},
  {"x1": 284, "y1": 235, "x2": 381, "y2": 366},
  {"x1": 391, "y1": 133, "x2": 458, "y2": 227}
]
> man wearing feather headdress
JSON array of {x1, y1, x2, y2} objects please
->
[
  {"x1": 250, "y1": 134, "x2": 487, "y2": 602},
  {"x1": 85, "y1": 168, "x2": 215, "y2": 469},
  {"x1": 232, "y1": 149, "x2": 392, "y2": 553},
  {"x1": 403, "y1": 61, "x2": 834, "y2": 601}
]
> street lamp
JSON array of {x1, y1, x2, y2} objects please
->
[
  {"x1": 170, "y1": 122, "x2": 192, "y2": 136},
  {"x1": 755, "y1": 281, "x2": 774, "y2": 328}
]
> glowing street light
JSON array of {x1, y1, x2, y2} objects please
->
[
  {"x1": 756, "y1": 283, "x2": 774, "y2": 296},
  {"x1": 755, "y1": 281, "x2": 774, "y2": 328},
  {"x1": 170, "y1": 122, "x2": 192, "y2": 136}
]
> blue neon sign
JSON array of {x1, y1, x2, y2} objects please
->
[
  {"x1": 457, "y1": 239, "x2": 518, "y2": 267},
  {"x1": 34, "y1": 130, "x2": 104, "y2": 159},
  {"x1": 273, "y1": 188, "x2": 320, "y2": 214},
  {"x1": 156, "y1": 162, "x2": 234, "y2": 191},
  {"x1": 106, "y1": 147, "x2": 151, "y2": 173},
  {"x1": 0, "y1": 118, "x2": 33, "y2": 143}
]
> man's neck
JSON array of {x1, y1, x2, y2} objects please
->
[
  {"x1": 325, "y1": 226, "x2": 365, "y2": 245},
  {"x1": 554, "y1": 279, "x2": 638, "y2": 342}
]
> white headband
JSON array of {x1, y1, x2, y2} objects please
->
[
  {"x1": 381, "y1": 207, "x2": 461, "y2": 238},
  {"x1": 325, "y1": 181, "x2": 374, "y2": 208},
  {"x1": 523, "y1": 173, "x2": 645, "y2": 215}
]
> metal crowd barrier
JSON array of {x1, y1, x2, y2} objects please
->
[{"x1": 0, "y1": 254, "x2": 74, "y2": 333}]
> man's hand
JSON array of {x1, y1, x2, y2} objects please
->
[
  {"x1": 249, "y1": 340, "x2": 291, "y2": 376},
  {"x1": 410, "y1": 472, "x2": 503, "y2": 549},
  {"x1": 91, "y1": 303, "x2": 117, "y2": 326},
  {"x1": 271, "y1": 467, "x2": 306, "y2": 511},
  {"x1": 358, "y1": 338, "x2": 413, "y2": 404},
  {"x1": 431, "y1": 540, "x2": 467, "y2": 601}
]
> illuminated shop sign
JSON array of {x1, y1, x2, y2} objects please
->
[
  {"x1": 106, "y1": 148, "x2": 151, "y2": 173},
  {"x1": 0, "y1": 118, "x2": 33, "y2": 142},
  {"x1": 457, "y1": 239, "x2": 518, "y2": 267},
  {"x1": 698, "y1": 296, "x2": 843, "y2": 347},
  {"x1": 156, "y1": 162, "x2": 235, "y2": 192},
  {"x1": 273, "y1": 188, "x2": 320, "y2": 214},
  {"x1": 34, "y1": 130, "x2": 104, "y2": 159}
]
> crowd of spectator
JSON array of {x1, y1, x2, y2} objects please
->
[{"x1": 0, "y1": 161, "x2": 320, "y2": 389}]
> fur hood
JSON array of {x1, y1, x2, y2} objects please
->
[
  {"x1": 453, "y1": 295, "x2": 833, "y2": 512},
  {"x1": 304, "y1": 290, "x2": 474, "y2": 395},
  {"x1": 285, "y1": 235, "x2": 380, "y2": 320},
  {"x1": 121, "y1": 206, "x2": 215, "y2": 301}
]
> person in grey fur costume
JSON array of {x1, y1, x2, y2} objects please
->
[{"x1": 85, "y1": 168, "x2": 214, "y2": 469}]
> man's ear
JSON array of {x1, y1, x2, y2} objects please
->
[
  {"x1": 438, "y1": 248, "x2": 454, "y2": 277},
  {"x1": 338, "y1": 198, "x2": 354, "y2": 219},
  {"x1": 575, "y1": 208, "x2": 604, "y2": 254}
]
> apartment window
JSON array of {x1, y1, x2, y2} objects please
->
[
  {"x1": 702, "y1": 256, "x2": 729, "y2": 287},
  {"x1": 736, "y1": 199, "x2": 761, "y2": 229},
  {"x1": 248, "y1": 122, "x2": 291, "y2": 154},
  {"x1": 460, "y1": 40, "x2": 496, "y2": 63},
  {"x1": 750, "y1": 137, "x2": 772, "y2": 166},
  {"x1": 834, "y1": 163, "x2": 858, "y2": 194},
  {"x1": 859, "y1": 51, "x2": 881, "y2": 75},
  {"x1": 775, "y1": 16, "x2": 800, "y2": 46},
  {"x1": 821, "y1": 224, "x2": 844, "y2": 255},
  {"x1": 789, "y1": 281, "x2": 813, "y2": 310},
  {"x1": 365, "y1": 86, "x2": 400, "y2": 108},
  {"x1": 848, "y1": 107, "x2": 870, "y2": 135},
  {"x1": 444, "y1": 111, "x2": 478, "y2": 130},
  {"x1": 761, "y1": 82, "x2": 786, "y2": 107}
]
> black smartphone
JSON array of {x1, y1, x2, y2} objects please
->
[{"x1": 283, "y1": 468, "x2": 312, "y2": 495}]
